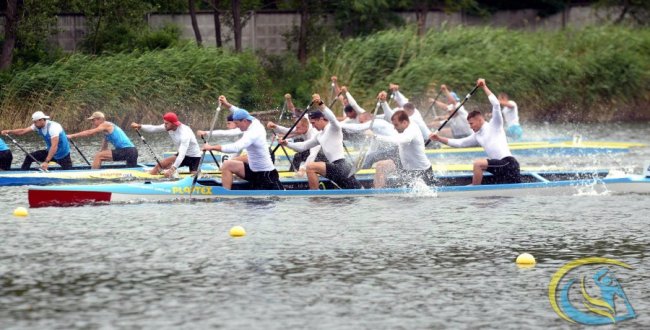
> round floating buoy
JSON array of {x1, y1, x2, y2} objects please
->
[
  {"x1": 516, "y1": 253, "x2": 536, "y2": 267},
  {"x1": 13, "y1": 207, "x2": 29, "y2": 217},
  {"x1": 229, "y1": 226, "x2": 246, "y2": 237}
]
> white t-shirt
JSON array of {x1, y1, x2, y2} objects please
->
[
  {"x1": 221, "y1": 119, "x2": 275, "y2": 172},
  {"x1": 286, "y1": 106, "x2": 345, "y2": 163},
  {"x1": 502, "y1": 100, "x2": 520, "y2": 127},
  {"x1": 273, "y1": 123, "x2": 321, "y2": 165},
  {"x1": 376, "y1": 122, "x2": 431, "y2": 171},
  {"x1": 446, "y1": 94, "x2": 512, "y2": 160},
  {"x1": 141, "y1": 123, "x2": 201, "y2": 169}
]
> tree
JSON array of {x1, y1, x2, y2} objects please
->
[
  {"x1": 189, "y1": 0, "x2": 203, "y2": 46},
  {"x1": 71, "y1": 0, "x2": 154, "y2": 54},
  {"x1": 0, "y1": 0, "x2": 21, "y2": 70},
  {"x1": 210, "y1": 0, "x2": 223, "y2": 47},
  {"x1": 298, "y1": 0, "x2": 308, "y2": 64},
  {"x1": 232, "y1": 0, "x2": 242, "y2": 52}
]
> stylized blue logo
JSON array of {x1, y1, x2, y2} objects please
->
[{"x1": 548, "y1": 257, "x2": 636, "y2": 325}]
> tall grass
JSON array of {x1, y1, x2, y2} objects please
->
[
  {"x1": 1, "y1": 25, "x2": 649, "y2": 131},
  {"x1": 0, "y1": 45, "x2": 272, "y2": 130},
  {"x1": 322, "y1": 25, "x2": 650, "y2": 122}
]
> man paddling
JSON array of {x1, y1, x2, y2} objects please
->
[
  {"x1": 497, "y1": 92, "x2": 523, "y2": 141},
  {"x1": 131, "y1": 112, "x2": 201, "y2": 178},
  {"x1": 430, "y1": 79, "x2": 521, "y2": 185},
  {"x1": 2, "y1": 111, "x2": 72, "y2": 171},
  {"x1": 0, "y1": 136, "x2": 12, "y2": 170},
  {"x1": 202, "y1": 97, "x2": 283, "y2": 190},
  {"x1": 385, "y1": 84, "x2": 431, "y2": 142},
  {"x1": 341, "y1": 91, "x2": 399, "y2": 169},
  {"x1": 268, "y1": 116, "x2": 324, "y2": 174},
  {"x1": 67, "y1": 111, "x2": 138, "y2": 169},
  {"x1": 428, "y1": 85, "x2": 472, "y2": 139},
  {"x1": 367, "y1": 110, "x2": 434, "y2": 188},
  {"x1": 278, "y1": 94, "x2": 362, "y2": 190}
]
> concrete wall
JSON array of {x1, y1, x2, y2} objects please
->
[{"x1": 11, "y1": 5, "x2": 619, "y2": 53}]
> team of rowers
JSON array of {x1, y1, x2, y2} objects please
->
[{"x1": 0, "y1": 78, "x2": 524, "y2": 190}]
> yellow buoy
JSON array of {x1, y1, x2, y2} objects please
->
[
  {"x1": 229, "y1": 225, "x2": 246, "y2": 237},
  {"x1": 516, "y1": 253, "x2": 536, "y2": 267},
  {"x1": 13, "y1": 207, "x2": 29, "y2": 217}
]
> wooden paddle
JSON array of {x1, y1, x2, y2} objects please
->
[
  {"x1": 190, "y1": 102, "x2": 222, "y2": 198},
  {"x1": 4, "y1": 133, "x2": 47, "y2": 172},
  {"x1": 69, "y1": 139, "x2": 91, "y2": 166},
  {"x1": 425, "y1": 85, "x2": 480, "y2": 147}
]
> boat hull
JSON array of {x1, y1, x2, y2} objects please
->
[{"x1": 28, "y1": 170, "x2": 649, "y2": 208}]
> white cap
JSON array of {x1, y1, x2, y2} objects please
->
[{"x1": 31, "y1": 111, "x2": 50, "y2": 121}]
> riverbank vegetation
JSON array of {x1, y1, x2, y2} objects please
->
[{"x1": 1, "y1": 25, "x2": 649, "y2": 130}]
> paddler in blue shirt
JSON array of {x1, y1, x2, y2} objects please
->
[
  {"x1": 1, "y1": 111, "x2": 72, "y2": 171},
  {"x1": 67, "y1": 111, "x2": 139, "y2": 168},
  {"x1": 0, "y1": 135, "x2": 12, "y2": 170}
]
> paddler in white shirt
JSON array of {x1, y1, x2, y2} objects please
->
[
  {"x1": 367, "y1": 110, "x2": 434, "y2": 188},
  {"x1": 429, "y1": 78, "x2": 521, "y2": 185},
  {"x1": 497, "y1": 92, "x2": 523, "y2": 141},
  {"x1": 428, "y1": 84, "x2": 472, "y2": 139},
  {"x1": 385, "y1": 83, "x2": 431, "y2": 142},
  {"x1": 197, "y1": 114, "x2": 243, "y2": 163},
  {"x1": 131, "y1": 112, "x2": 201, "y2": 178},
  {"x1": 278, "y1": 94, "x2": 363, "y2": 190},
  {"x1": 202, "y1": 97, "x2": 283, "y2": 190},
  {"x1": 268, "y1": 116, "x2": 324, "y2": 174},
  {"x1": 341, "y1": 90, "x2": 399, "y2": 169}
]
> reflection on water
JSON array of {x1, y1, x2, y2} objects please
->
[{"x1": 0, "y1": 123, "x2": 649, "y2": 328}]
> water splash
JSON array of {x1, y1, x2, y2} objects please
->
[
  {"x1": 573, "y1": 178, "x2": 610, "y2": 196},
  {"x1": 407, "y1": 179, "x2": 438, "y2": 198}
]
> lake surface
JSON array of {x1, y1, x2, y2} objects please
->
[{"x1": 1, "y1": 123, "x2": 649, "y2": 329}]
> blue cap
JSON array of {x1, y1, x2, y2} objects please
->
[
  {"x1": 232, "y1": 109, "x2": 254, "y2": 121},
  {"x1": 450, "y1": 91, "x2": 460, "y2": 102}
]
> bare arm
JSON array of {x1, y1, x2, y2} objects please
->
[
  {"x1": 68, "y1": 122, "x2": 111, "y2": 139},
  {"x1": 1, "y1": 127, "x2": 33, "y2": 136}
]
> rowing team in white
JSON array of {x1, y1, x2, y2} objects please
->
[{"x1": 0, "y1": 78, "x2": 523, "y2": 190}]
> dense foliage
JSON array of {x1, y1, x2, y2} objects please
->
[
  {"x1": 0, "y1": 46, "x2": 272, "y2": 129},
  {"x1": 0, "y1": 23, "x2": 648, "y2": 129},
  {"x1": 321, "y1": 25, "x2": 650, "y2": 121}
]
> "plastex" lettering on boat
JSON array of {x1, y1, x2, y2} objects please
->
[{"x1": 171, "y1": 186, "x2": 213, "y2": 195}]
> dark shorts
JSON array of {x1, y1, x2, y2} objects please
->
[
  {"x1": 292, "y1": 149, "x2": 327, "y2": 170},
  {"x1": 21, "y1": 150, "x2": 73, "y2": 170},
  {"x1": 243, "y1": 163, "x2": 284, "y2": 190},
  {"x1": 0, "y1": 149, "x2": 12, "y2": 170},
  {"x1": 112, "y1": 147, "x2": 138, "y2": 167},
  {"x1": 325, "y1": 159, "x2": 362, "y2": 189},
  {"x1": 486, "y1": 156, "x2": 521, "y2": 184},
  {"x1": 176, "y1": 154, "x2": 202, "y2": 172},
  {"x1": 395, "y1": 167, "x2": 436, "y2": 186}
]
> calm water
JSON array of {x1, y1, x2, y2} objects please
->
[{"x1": 1, "y1": 123, "x2": 649, "y2": 329}]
